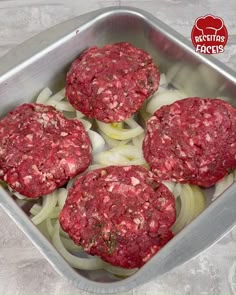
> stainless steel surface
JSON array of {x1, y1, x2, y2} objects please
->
[{"x1": 0, "y1": 6, "x2": 235, "y2": 294}]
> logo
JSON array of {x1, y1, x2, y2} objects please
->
[{"x1": 191, "y1": 14, "x2": 228, "y2": 54}]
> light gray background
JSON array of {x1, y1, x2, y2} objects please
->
[{"x1": 0, "y1": 1, "x2": 236, "y2": 294}]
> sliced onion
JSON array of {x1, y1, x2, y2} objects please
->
[
  {"x1": 88, "y1": 130, "x2": 106, "y2": 154},
  {"x1": 58, "y1": 188, "x2": 68, "y2": 210},
  {"x1": 124, "y1": 118, "x2": 140, "y2": 129},
  {"x1": 162, "y1": 181, "x2": 176, "y2": 195},
  {"x1": 15, "y1": 199, "x2": 29, "y2": 208},
  {"x1": 66, "y1": 178, "x2": 75, "y2": 190},
  {"x1": 103, "y1": 262, "x2": 138, "y2": 276},
  {"x1": 191, "y1": 185, "x2": 206, "y2": 218},
  {"x1": 31, "y1": 192, "x2": 58, "y2": 225},
  {"x1": 139, "y1": 105, "x2": 152, "y2": 122},
  {"x1": 156, "y1": 86, "x2": 166, "y2": 93},
  {"x1": 36, "y1": 87, "x2": 52, "y2": 104},
  {"x1": 59, "y1": 226, "x2": 70, "y2": 239},
  {"x1": 76, "y1": 110, "x2": 85, "y2": 119},
  {"x1": 166, "y1": 63, "x2": 193, "y2": 92},
  {"x1": 173, "y1": 183, "x2": 182, "y2": 198},
  {"x1": 97, "y1": 120, "x2": 143, "y2": 140},
  {"x1": 99, "y1": 130, "x2": 129, "y2": 148},
  {"x1": 60, "y1": 236, "x2": 82, "y2": 253},
  {"x1": 162, "y1": 181, "x2": 182, "y2": 199},
  {"x1": 49, "y1": 206, "x2": 61, "y2": 219},
  {"x1": 8, "y1": 186, "x2": 30, "y2": 200},
  {"x1": 146, "y1": 89, "x2": 187, "y2": 114},
  {"x1": 46, "y1": 218, "x2": 55, "y2": 237},
  {"x1": 48, "y1": 100, "x2": 75, "y2": 112},
  {"x1": 159, "y1": 73, "x2": 167, "y2": 86},
  {"x1": 31, "y1": 204, "x2": 61, "y2": 219},
  {"x1": 46, "y1": 88, "x2": 65, "y2": 104},
  {"x1": 36, "y1": 219, "x2": 51, "y2": 240},
  {"x1": 171, "y1": 184, "x2": 196, "y2": 234},
  {"x1": 172, "y1": 185, "x2": 206, "y2": 234},
  {"x1": 13, "y1": 191, "x2": 27, "y2": 200},
  {"x1": 87, "y1": 164, "x2": 106, "y2": 171},
  {"x1": 132, "y1": 133, "x2": 144, "y2": 149},
  {"x1": 30, "y1": 204, "x2": 42, "y2": 215},
  {"x1": 94, "y1": 152, "x2": 129, "y2": 166},
  {"x1": 80, "y1": 118, "x2": 92, "y2": 131},
  {"x1": 213, "y1": 173, "x2": 234, "y2": 201},
  {"x1": 94, "y1": 145, "x2": 146, "y2": 166},
  {"x1": 52, "y1": 222, "x2": 104, "y2": 270}
]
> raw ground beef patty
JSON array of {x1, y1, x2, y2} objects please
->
[
  {"x1": 59, "y1": 165, "x2": 176, "y2": 269},
  {"x1": 66, "y1": 42, "x2": 160, "y2": 123},
  {"x1": 143, "y1": 97, "x2": 236, "y2": 187},
  {"x1": 0, "y1": 103, "x2": 91, "y2": 198}
]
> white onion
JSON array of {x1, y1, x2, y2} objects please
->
[
  {"x1": 156, "y1": 86, "x2": 166, "y2": 93},
  {"x1": 49, "y1": 206, "x2": 61, "y2": 219},
  {"x1": 30, "y1": 204, "x2": 42, "y2": 215},
  {"x1": 46, "y1": 88, "x2": 65, "y2": 103},
  {"x1": 66, "y1": 178, "x2": 76, "y2": 190},
  {"x1": 31, "y1": 203, "x2": 61, "y2": 219},
  {"x1": 59, "y1": 226, "x2": 70, "y2": 239},
  {"x1": 166, "y1": 63, "x2": 181, "y2": 85},
  {"x1": 97, "y1": 120, "x2": 143, "y2": 140},
  {"x1": 52, "y1": 222, "x2": 104, "y2": 270},
  {"x1": 162, "y1": 181, "x2": 176, "y2": 195},
  {"x1": 124, "y1": 118, "x2": 140, "y2": 129},
  {"x1": 173, "y1": 183, "x2": 182, "y2": 199},
  {"x1": 191, "y1": 185, "x2": 206, "y2": 219},
  {"x1": 60, "y1": 236, "x2": 82, "y2": 253},
  {"x1": 146, "y1": 89, "x2": 187, "y2": 114},
  {"x1": 31, "y1": 192, "x2": 58, "y2": 225},
  {"x1": 58, "y1": 188, "x2": 68, "y2": 210},
  {"x1": 139, "y1": 105, "x2": 151, "y2": 121},
  {"x1": 36, "y1": 219, "x2": 51, "y2": 240},
  {"x1": 48, "y1": 100, "x2": 75, "y2": 112},
  {"x1": 79, "y1": 118, "x2": 92, "y2": 131},
  {"x1": 159, "y1": 73, "x2": 167, "y2": 86},
  {"x1": 171, "y1": 184, "x2": 205, "y2": 234},
  {"x1": 46, "y1": 218, "x2": 55, "y2": 237},
  {"x1": 8, "y1": 186, "x2": 28, "y2": 200},
  {"x1": 166, "y1": 63, "x2": 193, "y2": 93},
  {"x1": 76, "y1": 110, "x2": 85, "y2": 119},
  {"x1": 132, "y1": 133, "x2": 144, "y2": 149},
  {"x1": 36, "y1": 87, "x2": 52, "y2": 104},
  {"x1": 87, "y1": 164, "x2": 106, "y2": 171},
  {"x1": 94, "y1": 152, "x2": 129, "y2": 166},
  {"x1": 103, "y1": 262, "x2": 138, "y2": 277},
  {"x1": 94, "y1": 145, "x2": 146, "y2": 166},
  {"x1": 99, "y1": 130, "x2": 129, "y2": 148},
  {"x1": 88, "y1": 130, "x2": 106, "y2": 154},
  {"x1": 213, "y1": 173, "x2": 234, "y2": 201}
]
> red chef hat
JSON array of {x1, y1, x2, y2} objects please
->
[{"x1": 196, "y1": 15, "x2": 224, "y2": 35}]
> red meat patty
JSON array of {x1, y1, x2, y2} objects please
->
[
  {"x1": 0, "y1": 103, "x2": 91, "y2": 198},
  {"x1": 66, "y1": 42, "x2": 160, "y2": 123},
  {"x1": 59, "y1": 165, "x2": 176, "y2": 269},
  {"x1": 143, "y1": 97, "x2": 236, "y2": 187}
]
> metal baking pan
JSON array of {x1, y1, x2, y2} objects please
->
[{"x1": 0, "y1": 6, "x2": 236, "y2": 294}]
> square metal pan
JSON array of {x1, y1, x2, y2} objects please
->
[{"x1": 0, "y1": 6, "x2": 235, "y2": 294}]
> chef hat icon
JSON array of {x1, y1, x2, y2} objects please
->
[{"x1": 196, "y1": 15, "x2": 224, "y2": 35}]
